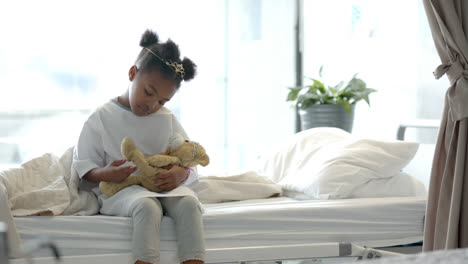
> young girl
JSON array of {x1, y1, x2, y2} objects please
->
[{"x1": 72, "y1": 29, "x2": 205, "y2": 264}]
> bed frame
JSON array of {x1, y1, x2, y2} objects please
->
[{"x1": 6, "y1": 241, "x2": 408, "y2": 264}]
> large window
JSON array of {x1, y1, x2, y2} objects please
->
[
  {"x1": 0, "y1": 0, "x2": 445, "y2": 173},
  {"x1": 0, "y1": 0, "x2": 296, "y2": 174},
  {"x1": 303, "y1": 0, "x2": 446, "y2": 142}
]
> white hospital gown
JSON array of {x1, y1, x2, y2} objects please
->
[{"x1": 72, "y1": 98, "x2": 200, "y2": 216}]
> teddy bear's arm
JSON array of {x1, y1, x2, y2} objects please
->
[
  {"x1": 146, "y1": 154, "x2": 181, "y2": 167},
  {"x1": 99, "y1": 175, "x2": 143, "y2": 197}
]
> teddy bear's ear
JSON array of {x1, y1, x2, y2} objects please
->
[{"x1": 168, "y1": 133, "x2": 185, "y2": 150}]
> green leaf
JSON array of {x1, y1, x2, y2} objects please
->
[
  {"x1": 306, "y1": 84, "x2": 318, "y2": 94},
  {"x1": 297, "y1": 93, "x2": 320, "y2": 109},
  {"x1": 289, "y1": 70, "x2": 377, "y2": 109},
  {"x1": 322, "y1": 95, "x2": 336, "y2": 104},
  {"x1": 286, "y1": 87, "x2": 303, "y2": 101},
  {"x1": 313, "y1": 79, "x2": 327, "y2": 94},
  {"x1": 334, "y1": 81, "x2": 345, "y2": 91},
  {"x1": 339, "y1": 100, "x2": 352, "y2": 114},
  {"x1": 345, "y1": 78, "x2": 367, "y2": 93},
  {"x1": 328, "y1": 85, "x2": 337, "y2": 95},
  {"x1": 350, "y1": 88, "x2": 377, "y2": 105}
]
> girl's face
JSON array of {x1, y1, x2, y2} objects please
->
[{"x1": 128, "y1": 66, "x2": 177, "y2": 116}]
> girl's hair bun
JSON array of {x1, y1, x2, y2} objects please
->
[
  {"x1": 181, "y1": 57, "x2": 197, "y2": 81},
  {"x1": 163, "y1": 39, "x2": 181, "y2": 59},
  {"x1": 136, "y1": 29, "x2": 197, "y2": 85},
  {"x1": 139, "y1": 29, "x2": 159, "y2": 48}
]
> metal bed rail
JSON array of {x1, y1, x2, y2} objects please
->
[
  {"x1": 397, "y1": 119, "x2": 440, "y2": 141},
  {"x1": 206, "y1": 242, "x2": 404, "y2": 263}
]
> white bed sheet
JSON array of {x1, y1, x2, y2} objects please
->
[{"x1": 11, "y1": 196, "x2": 425, "y2": 261}]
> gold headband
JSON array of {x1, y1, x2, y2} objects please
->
[{"x1": 144, "y1": 47, "x2": 185, "y2": 79}]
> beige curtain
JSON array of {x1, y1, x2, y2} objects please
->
[{"x1": 423, "y1": 0, "x2": 468, "y2": 251}]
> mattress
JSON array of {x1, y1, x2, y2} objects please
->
[{"x1": 12, "y1": 196, "x2": 426, "y2": 260}]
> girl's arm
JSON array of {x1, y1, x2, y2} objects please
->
[
  {"x1": 73, "y1": 115, "x2": 136, "y2": 183},
  {"x1": 84, "y1": 159, "x2": 137, "y2": 183},
  {"x1": 73, "y1": 116, "x2": 105, "y2": 179}
]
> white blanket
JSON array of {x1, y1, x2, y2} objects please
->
[
  {"x1": 0, "y1": 147, "x2": 99, "y2": 217},
  {"x1": 193, "y1": 171, "x2": 282, "y2": 203}
]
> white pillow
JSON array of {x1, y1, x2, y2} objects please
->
[
  {"x1": 280, "y1": 172, "x2": 427, "y2": 200},
  {"x1": 256, "y1": 127, "x2": 422, "y2": 199},
  {"x1": 348, "y1": 172, "x2": 426, "y2": 198},
  {"x1": 257, "y1": 127, "x2": 352, "y2": 183},
  {"x1": 402, "y1": 143, "x2": 435, "y2": 191}
]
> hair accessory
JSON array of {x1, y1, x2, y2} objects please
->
[{"x1": 144, "y1": 47, "x2": 185, "y2": 79}]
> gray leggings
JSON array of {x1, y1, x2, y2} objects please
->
[{"x1": 129, "y1": 196, "x2": 205, "y2": 263}]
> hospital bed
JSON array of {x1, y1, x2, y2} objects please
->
[
  {"x1": 8, "y1": 196, "x2": 425, "y2": 264},
  {"x1": 1, "y1": 126, "x2": 436, "y2": 264}
]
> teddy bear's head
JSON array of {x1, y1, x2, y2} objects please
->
[
  {"x1": 170, "y1": 140, "x2": 210, "y2": 167},
  {"x1": 167, "y1": 133, "x2": 209, "y2": 167}
]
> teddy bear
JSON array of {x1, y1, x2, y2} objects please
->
[{"x1": 99, "y1": 133, "x2": 210, "y2": 197}]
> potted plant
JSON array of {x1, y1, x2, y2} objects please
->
[{"x1": 287, "y1": 66, "x2": 376, "y2": 132}]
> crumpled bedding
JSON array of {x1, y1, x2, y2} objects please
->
[
  {"x1": 0, "y1": 147, "x2": 100, "y2": 257},
  {"x1": 0, "y1": 147, "x2": 99, "y2": 217},
  {"x1": 193, "y1": 171, "x2": 282, "y2": 204}
]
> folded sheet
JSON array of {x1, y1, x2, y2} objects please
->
[{"x1": 193, "y1": 171, "x2": 282, "y2": 203}]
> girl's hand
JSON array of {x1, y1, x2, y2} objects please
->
[
  {"x1": 153, "y1": 165, "x2": 186, "y2": 191},
  {"x1": 104, "y1": 159, "x2": 137, "y2": 183}
]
